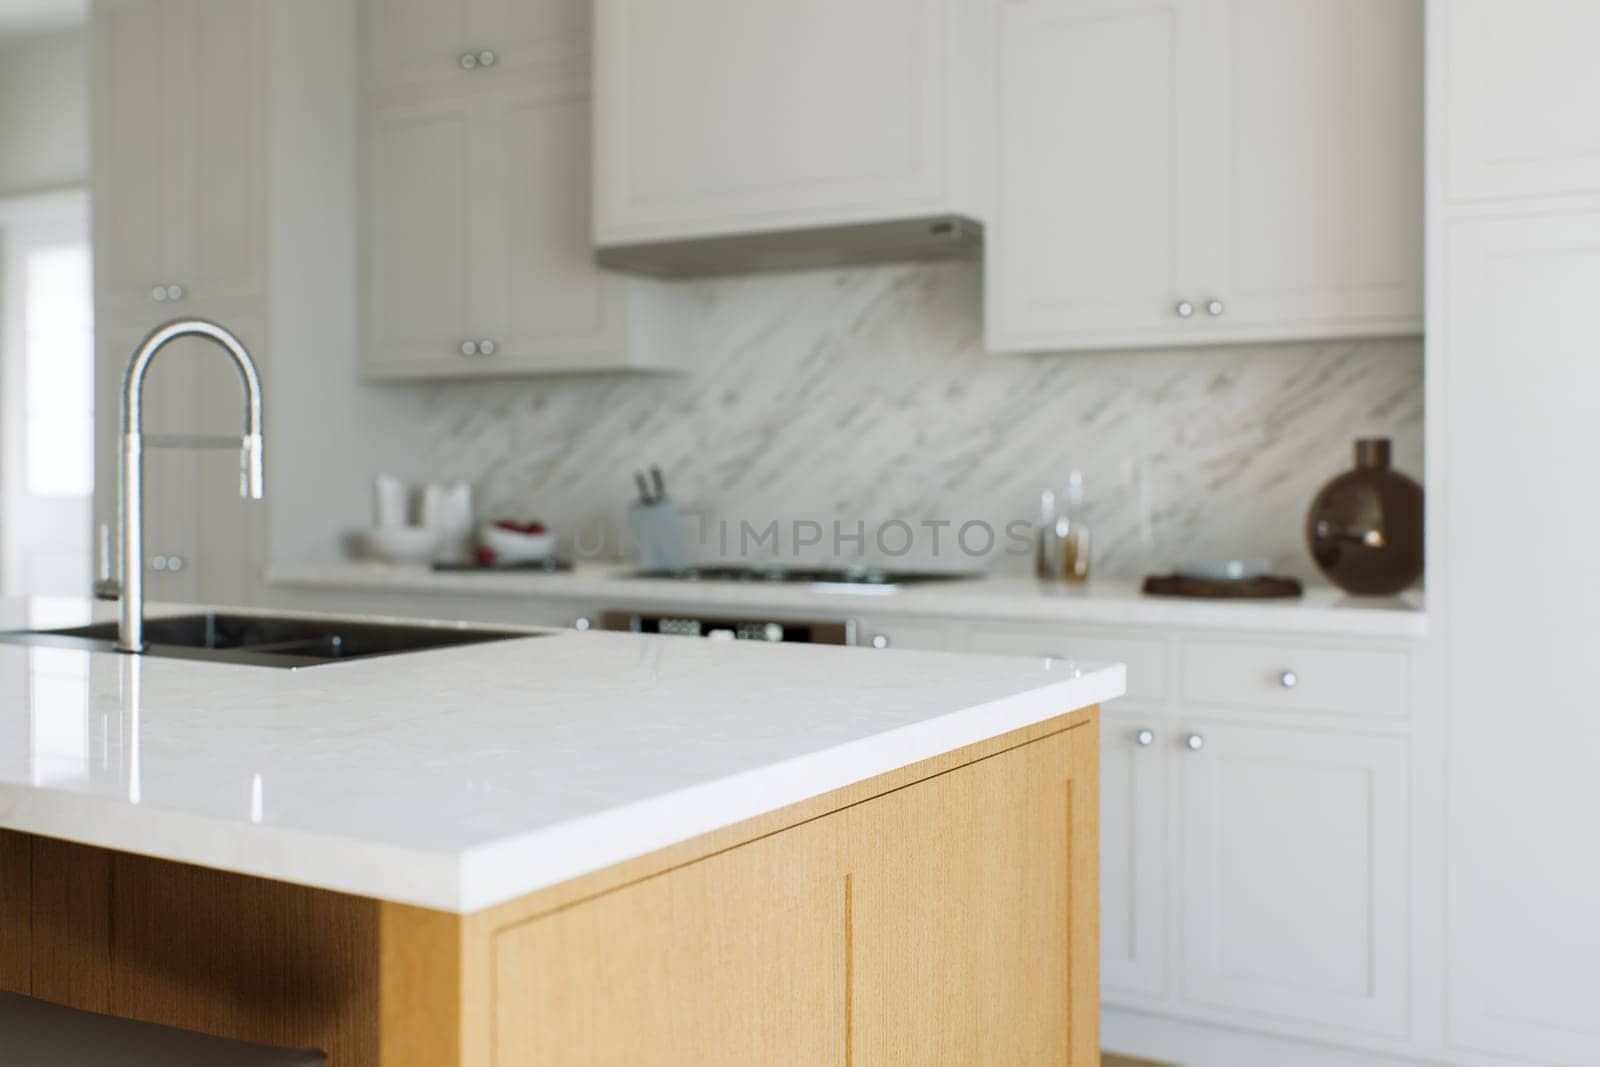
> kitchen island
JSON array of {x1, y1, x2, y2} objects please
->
[{"x1": 0, "y1": 597, "x2": 1122, "y2": 1066}]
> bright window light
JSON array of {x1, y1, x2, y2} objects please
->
[{"x1": 23, "y1": 242, "x2": 94, "y2": 498}]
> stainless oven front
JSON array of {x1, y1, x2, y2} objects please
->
[{"x1": 600, "y1": 612, "x2": 855, "y2": 645}]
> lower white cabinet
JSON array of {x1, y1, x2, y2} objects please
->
[
  {"x1": 952, "y1": 617, "x2": 1422, "y2": 1061},
  {"x1": 1176, "y1": 720, "x2": 1410, "y2": 1036}
]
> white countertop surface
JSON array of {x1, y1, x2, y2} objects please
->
[
  {"x1": 267, "y1": 560, "x2": 1428, "y2": 639},
  {"x1": 0, "y1": 596, "x2": 1123, "y2": 914}
]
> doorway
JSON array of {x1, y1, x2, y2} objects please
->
[{"x1": 0, "y1": 189, "x2": 93, "y2": 597}]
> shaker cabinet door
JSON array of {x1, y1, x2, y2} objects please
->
[
  {"x1": 92, "y1": 0, "x2": 265, "y2": 321},
  {"x1": 1097, "y1": 711, "x2": 1167, "y2": 1000},
  {"x1": 987, "y1": 0, "x2": 1422, "y2": 352},
  {"x1": 1177, "y1": 721, "x2": 1409, "y2": 1037},
  {"x1": 172, "y1": 0, "x2": 266, "y2": 314},
  {"x1": 987, "y1": 0, "x2": 1204, "y2": 352},
  {"x1": 1443, "y1": 213, "x2": 1600, "y2": 1065},
  {"x1": 92, "y1": 0, "x2": 177, "y2": 317},
  {"x1": 1442, "y1": 0, "x2": 1600, "y2": 203},
  {"x1": 364, "y1": 101, "x2": 477, "y2": 374},
  {"x1": 1194, "y1": 0, "x2": 1421, "y2": 339},
  {"x1": 479, "y1": 89, "x2": 629, "y2": 372}
]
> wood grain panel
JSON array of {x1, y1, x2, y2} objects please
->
[
  {"x1": 28, "y1": 835, "x2": 112, "y2": 1012},
  {"x1": 856, "y1": 717, "x2": 1099, "y2": 1064},
  {"x1": 494, "y1": 810, "x2": 852, "y2": 1065},
  {"x1": 490, "y1": 713, "x2": 1099, "y2": 1066},
  {"x1": 0, "y1": 829, "x2": 31, "y2": 995}
]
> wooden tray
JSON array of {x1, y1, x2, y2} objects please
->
[{"x1": 1141, "y1": 574, "x2": 1304, "y2": 599}]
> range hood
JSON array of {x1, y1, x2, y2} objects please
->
[{"x1": 594, "y1": 215, "x2": 983, "y2": 280}]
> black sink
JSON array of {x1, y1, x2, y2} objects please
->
[{"x1": 0, "y1": 612, "x2": 534, "y2": 669}]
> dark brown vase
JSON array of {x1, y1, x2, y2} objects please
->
[{"x1": 1306, "y1": 438, "x2": 1423, "y2": 595}]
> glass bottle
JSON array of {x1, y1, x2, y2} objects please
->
[{"x1": 1055, "y1": 471, "x2": 1091, "y2": 583}]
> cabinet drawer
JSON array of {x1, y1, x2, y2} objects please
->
[
  {"x1": 1179, "y1": 639, "x2": 1409, "y2": 719},
  {"x1": 962, "y1": 624, "x2": 1167, "y2": 704}
]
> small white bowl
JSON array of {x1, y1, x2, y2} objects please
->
[
  {"x1": 479, "y1": 524, "x2": 557, "y2": 563},
  {"x1": 1174, "y1": 559, "x2": 1272, "y2": 582},
  {"x1": 357, "y1": 526, "x2": 440, "y2": 563}
]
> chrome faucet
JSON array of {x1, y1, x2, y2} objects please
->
[{"x1": 109, "y1": 320, "x2": 264, "y2": 652}]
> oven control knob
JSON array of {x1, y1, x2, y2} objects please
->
[
  {"x1": 870, "y1": 633, "x2": 890, "y2": 649},
  {"x1": 573, "y1": 616, "x2": 592, "y2": 631},
  {"x1": 763, "y1": 622, "x2": 784, "y2": 642}
]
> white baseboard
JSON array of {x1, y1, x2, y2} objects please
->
[{"x1": 1103, "y1": 1009, "x2": 1455, "y2": 1067}]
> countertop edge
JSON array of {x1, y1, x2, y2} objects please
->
[
  {"x1": 265, "y1": 562, "x2": 1429, "y2": 639},
  {"x1": 454, "y1": 663, "x2": 1125, "y2": 912},
  {"x1": 0, "y1": 664, "x2": 1125, "y2": 914}
]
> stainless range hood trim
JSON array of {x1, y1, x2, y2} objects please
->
[{"x1": 594, "y1": 214, "x2": 983, "y2": 279}]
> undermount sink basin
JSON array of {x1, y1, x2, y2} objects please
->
[{"x1": 0, "y1": 612, "x2": 533, "y2": 669}]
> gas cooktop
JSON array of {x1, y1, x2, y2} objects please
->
[{"x1": 630, "y1": 565, "x2": 979, "y2": 591}]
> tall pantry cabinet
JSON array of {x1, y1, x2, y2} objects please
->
[
  {"x1": 1432, "y1": 3, "x2": 1600, "y2": 1065},
  {"x1": 91, "y1": 0, "x2": 415, "y2": 606},
  {"x1": 90, "y1": 0, "x2": 267, "y2": 607}
]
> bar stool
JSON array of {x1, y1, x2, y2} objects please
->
[{"x1": 0, "y1": 990, "x2": 325, "y2": 1066}]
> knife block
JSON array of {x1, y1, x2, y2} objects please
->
[{"x1": 628, "y1": 499, "x2": 687, "y2": 572}]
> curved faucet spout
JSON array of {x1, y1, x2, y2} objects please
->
[{"x1": 117, "y1": 319, "x2": 266, "y2": 653}]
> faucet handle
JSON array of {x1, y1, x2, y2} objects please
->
[{"x1": 93, "y1": 522, "x2": 121, "y2": 600}]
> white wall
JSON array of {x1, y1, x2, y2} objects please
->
[{"x1": 0, "y1": 28, "x2": 87, "y2": 198}]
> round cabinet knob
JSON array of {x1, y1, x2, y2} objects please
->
[
  {"x1": 151, "y1": 286, "x2": 168, "y2": 303},
  {"x1": 166, "y1": 284, "x2": 184, "y2": 302},
  {"x1": 870, "y1": 633, "x2": 890, "y2": 649},
  {"x1": 1135, "y1": 728, "x2": 1155, "y2": 747},
  {"x1": 459, "y1": 51, "x2": 478, "y2": 69},
  {"x1": 478, "y1": 339, "x2": 497, "y2": 356},
  {"x1": 1185, "y1": 733, "x2": 1205, "y2": 751},
  {"x1": 573, "y1": 616, "x2": 592, "y2": 631},
  {"x1": 151, "y1": 555, "x2": 167, "y2": 571},
  {"x1": 1206, "y1": 298, "x2": 1225, "y2": 317},
  {"x1": 460, "y1": 340, "x2": 479, "y2": 356},
  {"x1": 1279, "y1": 669, "x2": 1299, "y2": 689},
  {"x1": 477, "y1": 49, "x2": 496, "y2": 68},
  {"x1": 168, "y1": 554, "x2": 185, "y2": 572},
  {"x1": 1175, "y1": 300, "x2": 1195, "y2": 318}
]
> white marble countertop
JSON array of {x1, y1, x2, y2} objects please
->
[
  {"x1": 0, "y1": 596, "x2": 1123, "y2": 914},
  {"x1": 267, "y1": 560, "x2": 1427, "y2": 639}
]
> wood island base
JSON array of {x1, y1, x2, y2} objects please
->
[{"x1": 0, "y1": 706, "x2": 1098, "y2": 1066}]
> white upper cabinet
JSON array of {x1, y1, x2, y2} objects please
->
[
  {"x1": 1442, "y1": 0, "x2": 1600, "y2": 204},
  {"x1": 366, "y1": 0, "x2": 589, "y2": 94},
  {"x1": 988, "y1": 0, "x2": 1205, "y2": 349},
  {"x1": 362, "y1": 3, "x2": 683, "y2": 379},
  {"x1": 593, "y1": 0, "x2": 991, "y2": 270},
  {"x1": 987, "y1": 0, "x2": 1422, "y2": 353},
  {"x1": 91, "y1": 0, "x2": 266, "y2": 320}
]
